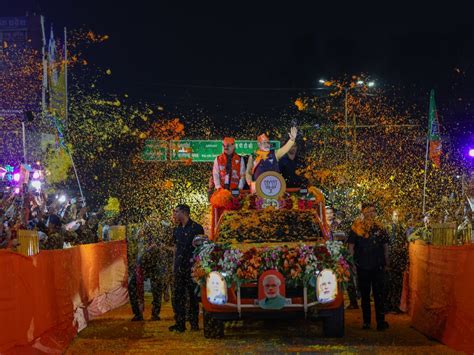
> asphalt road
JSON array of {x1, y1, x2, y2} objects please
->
[{"x1": 66, "y1": 295, "x2": 457, "y2": 354}]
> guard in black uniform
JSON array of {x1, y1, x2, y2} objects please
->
[
  {"x1": 168, "y1": 204, "x2": 204, "y2": 333},
  {"x1": 348, "y1": 202, "x2": 390, "y2": 331}
]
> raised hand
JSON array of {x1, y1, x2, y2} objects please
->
[{"x1": 289, "y1": 126, "x2": 298, "y2": 141}]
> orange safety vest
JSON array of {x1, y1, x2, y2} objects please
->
[{"x1": 217, "y1": 153, "x2": 242, "y2": 190}]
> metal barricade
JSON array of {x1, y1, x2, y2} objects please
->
[
  {"x1": 109, "y1": 225, "x2": 126, "y2": 241},
  {"x1": 17, "y1": 230, "x2": 40, "y2": 256},
  {"x1": 431, "y1": 222, "x2": 472, "y2": 246}
]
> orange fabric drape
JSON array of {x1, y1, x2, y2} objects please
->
[
  {"x1": 0, "y1": 241, "x2": 128, "y2": 354},
  {"x1": 210, "y1": 207, "x2": 224, "y2": 240},
  {"x1": 408, "y1": 242, "x2": 474, "y2": 353}
]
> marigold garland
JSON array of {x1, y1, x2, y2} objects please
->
[
  {"x1": 218, "y1": 209, "x2": 323, "y2": 243},
  {"x1": 351, "y1": 217, "x2": 385, "y2": 238},
  {"x1": 192, "y1": 240, "x2": 352, "y2": 286},
  {"x1": 210, "y1": 189, "x2": 233, "y2": 208},
  {"x1": 308, "y1": 186, "x2": 325, "y2": 203}
]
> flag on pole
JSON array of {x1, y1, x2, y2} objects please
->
[
  {"x1": 47, "y1": 26, "x2": 67, "y2": 150},
  {"x1": 428, "y1": 89, "x2": 442, "y2": 168}
]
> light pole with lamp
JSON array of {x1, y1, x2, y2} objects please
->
[
  {"x1": 21, "y1": 111, "x2": 35, "y2": 164},
  {"x1": 318, "y1": 79, "x2": 375, "y2": 163}
]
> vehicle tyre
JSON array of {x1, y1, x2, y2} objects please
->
[
  {"x1": 203, "y1": 310, "x2": 224, "y2": 339},
  {"x1": 322, "y1": 303, "x2": 344, "y2": 337}
]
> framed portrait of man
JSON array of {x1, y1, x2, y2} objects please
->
[
  {"x1": 257, "y1": 270, "x2": 288, "y2": 310},
  {"x1": 316, "y1": 269, "x2": 338, "y2": 304},
  {"x1": 206, "y1": 271, "x2": 227, "y2": 305}
]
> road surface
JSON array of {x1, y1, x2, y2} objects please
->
[{"x1": 66, "y1": 295, "x2": 457, "y2": 354}]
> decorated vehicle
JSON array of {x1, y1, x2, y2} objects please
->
[{"x1": 193, "y1": 172, "x2": 351, "y2": 338}]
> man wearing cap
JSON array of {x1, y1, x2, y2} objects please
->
[
  {"x1": 212, "y1": 137, "x2": 246, "y2": 191},
  {"x1": 246, "y1": 127, "x2": 298, "y2": 188}
]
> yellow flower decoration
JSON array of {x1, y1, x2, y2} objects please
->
[
  {"x1": 104, "y1": 197, "x2": 120, "y2": 214},
  {"x1": 44, "y1": 148, "x2": 72, "y2": 184}
]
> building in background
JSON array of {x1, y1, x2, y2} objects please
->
[
  {"x1": 0, "y1": 10, "x2": 54, "y2": 165},
  {"x1": 0, "y1": 14, "x2": 42, "y2": 51}
]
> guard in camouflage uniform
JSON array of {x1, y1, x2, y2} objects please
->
[
  {"x1": 128, "y1": 224, "x2": 144, "y2": 321},
  {"x1": 130, "y1": 219, "x2": 174, "y2": 321}
]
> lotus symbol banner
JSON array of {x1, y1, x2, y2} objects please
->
[
  {"x1": 264, "y1": 179, "x2": 278, "y2": 194},
  {"x1": 256, "y1": 172, "x2": 286, "y2": 199}
]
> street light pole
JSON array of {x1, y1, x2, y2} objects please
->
[
  {"x1": 21, "y1": 121, "x2": 27, "y2": 164},
  {"x1": 344, "y1": 88, "x2": 349, "y2": 163},
  {"x1": 318, "y1": 79, "x2": 375, "y2": 164}
]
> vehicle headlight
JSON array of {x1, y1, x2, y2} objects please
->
[
  {"x1": 316, "y1": 269, "x2": 338, "y2": 303},
  {"x1": 206, "y1": 271, "x2": 228, "y2": 305}
]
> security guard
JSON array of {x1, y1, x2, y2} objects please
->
[
  {"x1": 348, "y1": 202, "x2": 390, "y2": 331},
  {"x1": 168, "y1": 204, "x2": 204, "y2": 333}
]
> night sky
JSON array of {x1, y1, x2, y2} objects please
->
[{"x1": 3, "y1": 1, "x2": 474, "y2": 142}]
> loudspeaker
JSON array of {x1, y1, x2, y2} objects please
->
[{"x1": 23, "y1": 111, "x2": 34, "y2": 122}]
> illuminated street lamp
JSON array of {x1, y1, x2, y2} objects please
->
[
  {"x1": 318, "y1": 78, "x2": 376, "y2": 162},
  {"x1": 469, "y1": 148, "x2": 474, "y2": 158}
]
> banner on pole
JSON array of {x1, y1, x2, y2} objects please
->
[
  {"x1": 428, "y1": 89, "x2": 442, "y2": 168},
  {"x1": 46, "y1": 26, "x2": 67, "y2": 150}
]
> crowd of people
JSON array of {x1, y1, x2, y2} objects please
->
[{"x1": 0, "y1": 186, "x2": 106, "y2": 251}]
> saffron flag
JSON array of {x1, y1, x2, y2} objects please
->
[{"x1": 428, "y1": 89, "x2": 442, "y2": 168}]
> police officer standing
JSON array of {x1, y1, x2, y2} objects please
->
[{"x1": 169, "y1": 204, "x2": 204, "y2": 333}]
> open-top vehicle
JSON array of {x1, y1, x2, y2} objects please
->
[{"x1": 192, "y1": 172, "x2": 351, "y2": 338}]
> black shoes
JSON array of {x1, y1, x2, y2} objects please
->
[
  {"x1": 131, "y1": 314, "x2": 144, "y2": 322},
  {"x1": 377, "y1": 321, "x2": 389, "y2": 331},
  {"x1": 347, "y1": 303, "x2": 359, "y2": 310},
  {"x1": 169, "y1": 324, "x2": 185, "y2": 333},
  {"x1": 168, "y1": 323, "x2": 199, "y2": 332},
  {"x1": 132, "y1": 313, "x2": 162, "y2": 321},
  {"x1": 362, "y1": 321, "x2": 389, "y2": 330}
]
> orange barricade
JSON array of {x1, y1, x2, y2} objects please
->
[
  {"x1": 0, "y1": 241, "x2": 129, "y2": 354},
  {"x1": 408, "y1": 241, "x2": 474, "y2": 353}
]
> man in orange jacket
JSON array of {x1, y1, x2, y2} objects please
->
[{"x1": 212, "y1": 137, "x2": 246, "y2": 191}]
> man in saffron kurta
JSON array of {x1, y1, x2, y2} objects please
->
[
  {"x1": 245, "y1": 127, "x2": 298, "y2": 189},
  {"x1": 212, "y1": 137, "x2": 246, "y2": 191}
]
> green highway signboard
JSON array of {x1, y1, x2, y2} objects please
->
[
  {"x1": 170, "y1": 140, "x2": 220, "y2": 162},
  {"x1": 170, "y1": 140, "x2": 281, "y2": 162},
  {"x1": 142, "y1": 140, "x2": 168, "y2": 161},
  {"x1": 234, "y1": 140, "x2": 280, "y2": 156}
]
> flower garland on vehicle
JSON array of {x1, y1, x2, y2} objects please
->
[
  {"x1": 191, "y1": 240, "x2": 228, "y2": 282},
  {"x1": 218, "y1": 209, "x2": 323, "y2": 243},
  {"x1": 217, "y1": 248, "x2": 243, "y2": 285},
  {"x1": 210, "y1": 189, "x2": 240, "y2": 210},
  {"x1": 192, "y1": 240, "x2": 352, "y2": 287},
  {"x1": 236, "y1": 247, "x2": 262, "y2": 281}
]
